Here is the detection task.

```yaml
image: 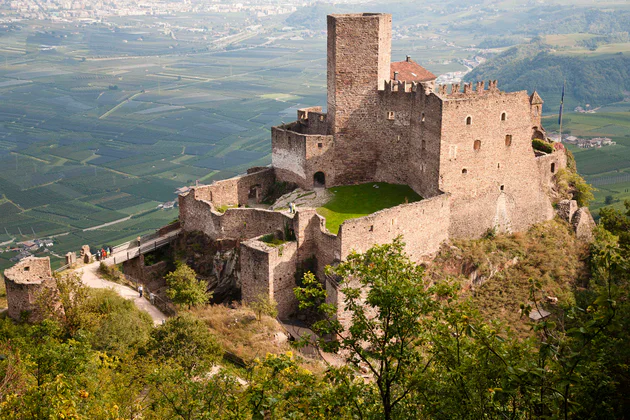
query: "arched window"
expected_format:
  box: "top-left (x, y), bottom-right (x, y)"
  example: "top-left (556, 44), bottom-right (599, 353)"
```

top-left (551, 163), bottom-right (556, 173)
top-left (421, 112), bottom-right (426, 122)
top-left (474, 140), bottom-right (481, 151)
top-left (462, 168), bottom-right (468, 174)
top-left (421, 139), bottom-right (426, 150)
top-left (466, 116), bottom-right (472, 126)
top-left (505, 135), bottom-right (512, 146)
top-left (501, 112), bottom-right (507, 121)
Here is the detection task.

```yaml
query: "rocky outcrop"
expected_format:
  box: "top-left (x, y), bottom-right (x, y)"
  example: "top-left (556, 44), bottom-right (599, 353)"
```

top-left (174, 231), bottom-right (241, 303)
top-left (557, 199), bottom-right (578, 223)
top-left (573, 207), bottom-right (596, 242)
top-left (556, 200), bottom-right (596, 242)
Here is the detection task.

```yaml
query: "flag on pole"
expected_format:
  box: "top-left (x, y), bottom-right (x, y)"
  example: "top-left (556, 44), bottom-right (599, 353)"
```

top-left (558, 82), bottom-right (565, 125)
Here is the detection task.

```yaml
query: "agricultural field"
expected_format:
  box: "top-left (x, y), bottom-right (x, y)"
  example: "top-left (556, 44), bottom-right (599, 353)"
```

top-left (543, 108), bottom-right (630, 216)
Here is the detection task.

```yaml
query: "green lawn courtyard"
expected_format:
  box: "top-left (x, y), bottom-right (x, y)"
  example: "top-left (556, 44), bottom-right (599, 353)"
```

top-left (316, 183), bottom-right (422, 234)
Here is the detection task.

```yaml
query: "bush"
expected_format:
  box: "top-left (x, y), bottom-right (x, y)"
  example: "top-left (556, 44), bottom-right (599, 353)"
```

top-left (97, 262), bottom-right (124, 283)
top-left (260, 233), bottom-right (286, 247)
top-left (532, 138), bottom-right (554, 154)
top-left (555, 168), bottom-right (595, 207)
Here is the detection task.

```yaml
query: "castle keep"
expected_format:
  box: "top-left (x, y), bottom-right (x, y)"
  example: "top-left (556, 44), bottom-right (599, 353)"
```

top-left (178, 13), bottom-right (568, 319)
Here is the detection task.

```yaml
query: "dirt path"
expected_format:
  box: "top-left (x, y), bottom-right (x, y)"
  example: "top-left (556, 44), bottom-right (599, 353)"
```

top-left (77, 261), bottom-right (167, 326)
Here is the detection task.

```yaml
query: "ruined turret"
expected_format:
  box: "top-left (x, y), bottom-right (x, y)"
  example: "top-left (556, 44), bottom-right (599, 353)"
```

top-left (3, 257), bottom-right (58, 322)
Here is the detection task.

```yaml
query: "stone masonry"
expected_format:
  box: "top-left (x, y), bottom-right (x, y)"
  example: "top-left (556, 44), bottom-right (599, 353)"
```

top-left (3, 257), bottom-right (58, 322)
top-left (174, 13), bottom-right (582, 322)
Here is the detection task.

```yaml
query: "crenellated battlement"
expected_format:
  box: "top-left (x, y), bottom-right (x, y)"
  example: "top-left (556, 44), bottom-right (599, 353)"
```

top-left (383, 79), bottom-right (435, 96)
top-left (437, 79), bottom-right (500, 98)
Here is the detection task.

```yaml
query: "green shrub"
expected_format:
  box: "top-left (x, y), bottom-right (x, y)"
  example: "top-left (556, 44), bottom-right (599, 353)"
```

top-left (260, 233), bottom-right (286, 247)
top-left (532, 138), bottom-right (554, 154)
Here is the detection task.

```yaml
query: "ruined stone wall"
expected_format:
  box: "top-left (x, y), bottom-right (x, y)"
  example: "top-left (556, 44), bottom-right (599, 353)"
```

top-left (297, 107), bottom-right (329, 135)
top-left (439, 86), bottom-right (556, 238)
top-left (3, 257), bottom-right (57, 322)
top-left (122, 254), bottom-right (169, 291)
top-left (326, 13), bottom-right (391, 185)
top-left (179, 192), bottom-right (294, 241)
top-left (240, 239), bottom-right (299, 318)
top-left (338, 194), bottom-right (450, 262)
top-left (536, 151), bottom-right (568, 195)
top-left (272, 126), bottom-right (308, 187)
top-left (190, 168), bottom-right (276, 208)
top-left (272, 126), bottom-right (335, 188)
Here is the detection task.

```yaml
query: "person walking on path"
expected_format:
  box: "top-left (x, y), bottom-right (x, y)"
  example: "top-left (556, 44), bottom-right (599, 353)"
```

top-left (138, 285), bottom-right (144, 298)
top-left (149, 292), bottom-right (155, 305)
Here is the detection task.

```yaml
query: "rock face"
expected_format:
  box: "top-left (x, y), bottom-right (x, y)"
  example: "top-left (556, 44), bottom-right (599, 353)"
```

top-left (573, 207), bottom-right (596, 242)
top-left (557, 200), bottom-right (578, 223)
top-left (175, 231), bottom-right (241, 303)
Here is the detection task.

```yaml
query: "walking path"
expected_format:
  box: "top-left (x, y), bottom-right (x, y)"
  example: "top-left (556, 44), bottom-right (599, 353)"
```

top-left (77, 261), bottom-right (167, 325)
top-left (70, 231), bottom-right (181, 326)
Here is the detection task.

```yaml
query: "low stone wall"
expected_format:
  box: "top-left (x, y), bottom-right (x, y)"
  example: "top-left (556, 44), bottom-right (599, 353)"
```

top-left (188, 168), bottom-right (276, 208)
top-left (179, 191), bottom-right (294, 241)
top-left (338, 193), bottom-right (451, 261)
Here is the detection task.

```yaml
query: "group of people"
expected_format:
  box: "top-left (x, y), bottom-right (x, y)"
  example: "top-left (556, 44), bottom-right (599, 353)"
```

top-left (288, 202), bottom-right (298, 214)
top-left (94, 247), bottom-right (112, 261)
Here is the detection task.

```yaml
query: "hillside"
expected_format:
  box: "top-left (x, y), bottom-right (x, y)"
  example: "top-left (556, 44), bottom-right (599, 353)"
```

top-left (465, 42), bottom-right (630, 112)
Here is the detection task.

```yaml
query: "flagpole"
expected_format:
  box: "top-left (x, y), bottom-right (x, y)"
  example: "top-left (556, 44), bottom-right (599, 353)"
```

top-left (559, 79), bottom-right (566, 142)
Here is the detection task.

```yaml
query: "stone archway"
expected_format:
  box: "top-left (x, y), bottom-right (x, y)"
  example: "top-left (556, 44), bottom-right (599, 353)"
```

top-left (313, 171), bottom-right (326, 187)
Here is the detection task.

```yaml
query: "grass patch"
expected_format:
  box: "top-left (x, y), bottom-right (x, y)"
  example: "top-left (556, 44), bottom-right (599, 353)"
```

top-left (316, 182), bottom-right (422, 234)
top-left (260, 233), bottom-right (286, 247)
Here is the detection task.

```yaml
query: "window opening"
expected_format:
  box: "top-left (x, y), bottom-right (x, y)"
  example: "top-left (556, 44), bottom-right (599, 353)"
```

top-left (474, 140), bottom-right (481, 151)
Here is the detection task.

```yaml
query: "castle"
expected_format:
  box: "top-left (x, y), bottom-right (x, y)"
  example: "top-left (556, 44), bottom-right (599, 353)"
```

top-left (178, 13), bottom-right (569, 322)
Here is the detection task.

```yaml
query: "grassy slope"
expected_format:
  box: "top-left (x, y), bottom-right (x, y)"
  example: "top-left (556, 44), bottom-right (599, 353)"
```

top-left (428, 219), bottom-right (589, 338)
top-left (316, 183), bottom-right (422, 234)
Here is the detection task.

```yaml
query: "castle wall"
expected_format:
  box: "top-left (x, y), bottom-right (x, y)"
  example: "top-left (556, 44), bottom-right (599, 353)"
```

top-left (272, 126), bottom-right (335, 188)
top-left (536, 151), bottom-right (568, 193)
top-left (439, 87), bottom-right (556, 238)
top-left (190, 168), bottom-right (276, 208)
top-left (338, 194), bottom-right (451, 262)
top-left (240, 239), bottom-right (299, 318)
top-left (376, 87), bottom-right (444, 198)
top-left (179, 191), bottom-right (293, 241)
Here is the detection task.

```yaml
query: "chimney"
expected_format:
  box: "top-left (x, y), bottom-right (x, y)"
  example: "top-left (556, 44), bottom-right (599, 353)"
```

top-left (406, 55), bottom-right (411, 62)
top-left (393, 71), bottom-right (399, 81)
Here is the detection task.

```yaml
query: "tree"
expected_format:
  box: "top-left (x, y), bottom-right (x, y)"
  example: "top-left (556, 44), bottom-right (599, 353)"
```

top-left (149, 312), bottom-right (221, 376)
top-left (165, 263), bottom-right (209, 309)
top-left (605, 195), bottom-right (614, 205)
top-left (295, 238), bottom-right (435, 420)
top-left (249, 293), bottom-right (278, 321)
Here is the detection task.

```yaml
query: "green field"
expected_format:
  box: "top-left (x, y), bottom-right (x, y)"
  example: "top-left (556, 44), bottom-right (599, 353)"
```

top-left (317, 183), bottom-right (422, 234)
top-left (543, 109), bottom-right (630, 215)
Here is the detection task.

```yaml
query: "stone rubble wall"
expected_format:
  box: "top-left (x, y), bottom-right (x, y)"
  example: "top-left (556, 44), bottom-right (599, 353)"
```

top-left (3, 257), bottom-right (58, 322)
top-left (179, 189), bottom-right (294, 241)
top-left (190, 168), bottom-right (276, 208)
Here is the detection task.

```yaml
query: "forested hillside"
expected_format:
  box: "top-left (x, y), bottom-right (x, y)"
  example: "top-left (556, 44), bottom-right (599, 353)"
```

top-left (465, 42), bottom-right (630, 112)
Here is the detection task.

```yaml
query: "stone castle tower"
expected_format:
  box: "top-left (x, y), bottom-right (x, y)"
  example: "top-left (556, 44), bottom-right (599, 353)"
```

top-left (174, 12), bottom-right (570, 320)
top-left (272, 13), bottom-right (564, 239)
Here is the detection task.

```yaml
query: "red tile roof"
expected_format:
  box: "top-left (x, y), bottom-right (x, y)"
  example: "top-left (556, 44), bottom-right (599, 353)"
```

top-left (390, 59), bottom-right (436, 82)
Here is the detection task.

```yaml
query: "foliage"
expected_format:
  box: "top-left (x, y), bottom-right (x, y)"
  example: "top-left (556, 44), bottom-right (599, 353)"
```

top-left (165, 263), bottom-right (210, 309)
top-left (97, 261), bottom-right (125, 283)
top-left (249, 293), bottom-right (278, 321)
top-left (465, 40), bottom-right (630, 110)
top-left (598, 199), bottom-right (630, 251)
top-left (260, 233), bottom-right (285, 247)
top-left (555, 168), bottom-right (595, 207)
top-left (148, 312), bottom-right (222, 376)
top-left (295, 238), bottom-right (436, 419)
top-left (532, 138), bottom-right (554, 154)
